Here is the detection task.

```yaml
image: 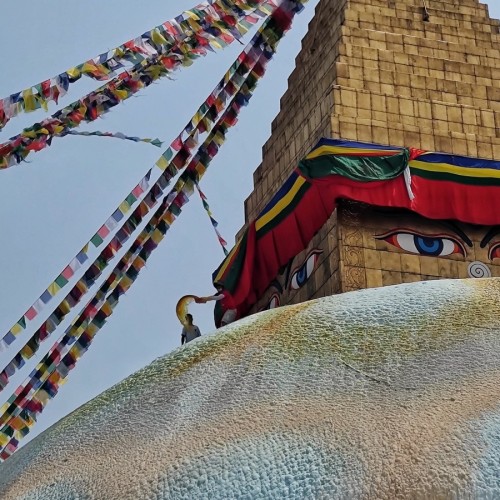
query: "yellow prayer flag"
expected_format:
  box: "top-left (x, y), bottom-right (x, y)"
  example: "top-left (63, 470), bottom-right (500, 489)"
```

top-left (156, 156), bottom-right (169, 171)
top-left (147, 65), bottom-right (164, 80)
top-left (48, 371), bottom-right (61, 384)
top-left (22, 89), bottom-right (37, 112)
top-left (209, 39), bottom-right (223, 50)
top-left (0, 433), bottom-right (9, 447)
top-left (114, 89), bottom-right (128, 100)
top-left (67, 326), bottom-right (79, 336)
top-left (59, 300), bottom-right (71, 315)
top-left (73, 325), bottom-right (85, 336)
top-left (151, 29), bottom-right (167, 46)
top-left (185, 10), bottom-right (200, 20)
top-left (99, 64), bottom-right (111, 75)
top-left (36, 95), bottom-right (48, 111)
top-left (47, 282), bottom-right (61, 296)
top-left (119, 201), bottom-right (130, 214)
top-left (101, 302), bottom-right (113, 317)
top-left (66, 67), bottom-right (81, 79)
top-left (151, 229), bottom-right (164, 244)
top-left (134, 257), bottom-right (147, 270)
top-left (10, 416), bottom-right (26, 431)
top-left (10, 324), bottom-right (22, 335)
top-left (196, 163), bottom-right (207, 176)
top-left (20, 345), bottom-right (34, 359)
top-left (164, 212), bottom-right (175, 224)
top-left (22, 129), bottom-right (39, 139)
top-left (87, 324), bottom-right (99, 336)
top-left (81, 62), bottom-right (97, 74)
top-left (213, 131), bottom-right (225, 146)
top-left (120, 275), bottom-right (133, 292)
top-left (186, 18), bottom-right (200, 30)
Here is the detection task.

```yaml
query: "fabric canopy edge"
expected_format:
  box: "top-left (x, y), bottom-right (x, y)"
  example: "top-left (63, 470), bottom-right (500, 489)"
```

top-left (212, 137), bottom-right (500, 325)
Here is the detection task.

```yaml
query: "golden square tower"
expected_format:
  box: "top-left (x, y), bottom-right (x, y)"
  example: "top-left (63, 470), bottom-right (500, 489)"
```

top-left (236, 0), bottom-right (500, 313)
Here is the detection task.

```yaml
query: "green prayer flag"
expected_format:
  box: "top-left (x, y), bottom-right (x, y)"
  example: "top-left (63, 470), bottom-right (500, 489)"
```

top-left (55, 275), bottom-right (69, 288)
top-left (91, 233), bottom-right (104, 247)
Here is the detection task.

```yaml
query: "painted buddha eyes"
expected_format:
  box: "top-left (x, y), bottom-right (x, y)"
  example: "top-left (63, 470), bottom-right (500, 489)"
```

top-left (377, 230), bottom-right (465, 257)
top-left (289, 250), bottom-right (322, 290)
top-left (259, 249), bottom-right (323, 310)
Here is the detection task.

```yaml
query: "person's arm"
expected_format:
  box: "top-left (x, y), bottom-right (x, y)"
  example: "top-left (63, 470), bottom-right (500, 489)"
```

top-left (181, 327), bottom-right (186, 345)
top-left (195, 327), bottom-right (201, 338)
top-left (202, 293), bottom-right (224, 302)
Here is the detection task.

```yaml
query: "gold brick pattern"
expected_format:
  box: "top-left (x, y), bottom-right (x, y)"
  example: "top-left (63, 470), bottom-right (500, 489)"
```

top-left (339, 201), bottom-right (500, 292)
top-left (241, 0), bottom-right (500, 309)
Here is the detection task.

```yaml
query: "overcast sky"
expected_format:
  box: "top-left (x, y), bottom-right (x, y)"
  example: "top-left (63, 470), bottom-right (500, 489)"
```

top-left (0, 0), bottom-right (498, 446)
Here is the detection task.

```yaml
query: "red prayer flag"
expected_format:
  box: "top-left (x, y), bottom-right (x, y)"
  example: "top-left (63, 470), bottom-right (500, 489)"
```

top-left (41, 80), bottom-right (52, 98)
top-left (132, 184), bottom-right (144, 198)
top-left (62, 266), bottom-right (74, 280)
top-left (25, 308), bottom-right (37, 321)
top-left (97, 225), bottom-right (110, 239)
top-left (171, 135), bottom-right (183, 151)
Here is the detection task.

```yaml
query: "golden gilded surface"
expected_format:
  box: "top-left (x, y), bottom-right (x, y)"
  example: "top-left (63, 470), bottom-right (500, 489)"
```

top-left (340, 202), bottom-right (500, 292)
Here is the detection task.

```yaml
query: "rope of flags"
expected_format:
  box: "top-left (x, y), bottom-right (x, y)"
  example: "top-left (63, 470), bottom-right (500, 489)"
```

top-left (0, 0), bottom-right (288, 388)
top-left (65, 131), bottom-right (163, 147)
top-left (0, 0), bottom-right (309, 459)
top-left (196, 183), bottom-right (229, 255)
top-left (0, 1), bottom-right (281, 354)
top-left (0, 0), bottom-right (275, 131)
top-left (0, 0), bottom-right (277, 170)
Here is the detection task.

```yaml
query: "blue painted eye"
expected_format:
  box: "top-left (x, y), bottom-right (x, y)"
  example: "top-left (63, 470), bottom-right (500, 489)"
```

top-left (289, 250), bottom-right (322, 290)
top-left (414, 236), bottom-right (444, 255)
top-left (377, 231), bottom-right (465, 257)
top-left (293, 266), bottom-right (308, 288)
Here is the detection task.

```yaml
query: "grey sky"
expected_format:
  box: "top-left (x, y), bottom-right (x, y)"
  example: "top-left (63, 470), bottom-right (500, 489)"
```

top-left (0, 0), bottom-right (498, 446)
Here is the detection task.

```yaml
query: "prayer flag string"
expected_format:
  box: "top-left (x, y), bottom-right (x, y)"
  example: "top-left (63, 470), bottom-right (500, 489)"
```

top-left (65, 131), bottom-right (163, 147)
top-left (0, 0), bottom-right (285, 383)
top-left (0, 0), bottom-right (308, 459)
top-left (195, 182), bottom-right (229, 255)
top-left (0, 0), bottom-right (277, 170)
top-left (0, 0), bottom-right (275, 131)
top-left (0, 0), bottom-right (281, 356)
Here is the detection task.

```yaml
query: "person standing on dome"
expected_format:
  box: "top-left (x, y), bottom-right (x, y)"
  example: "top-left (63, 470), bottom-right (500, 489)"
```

top-left (196, 281), bottom-right (237, 327)
top-left (181, 313), bottom-right (201, 345)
